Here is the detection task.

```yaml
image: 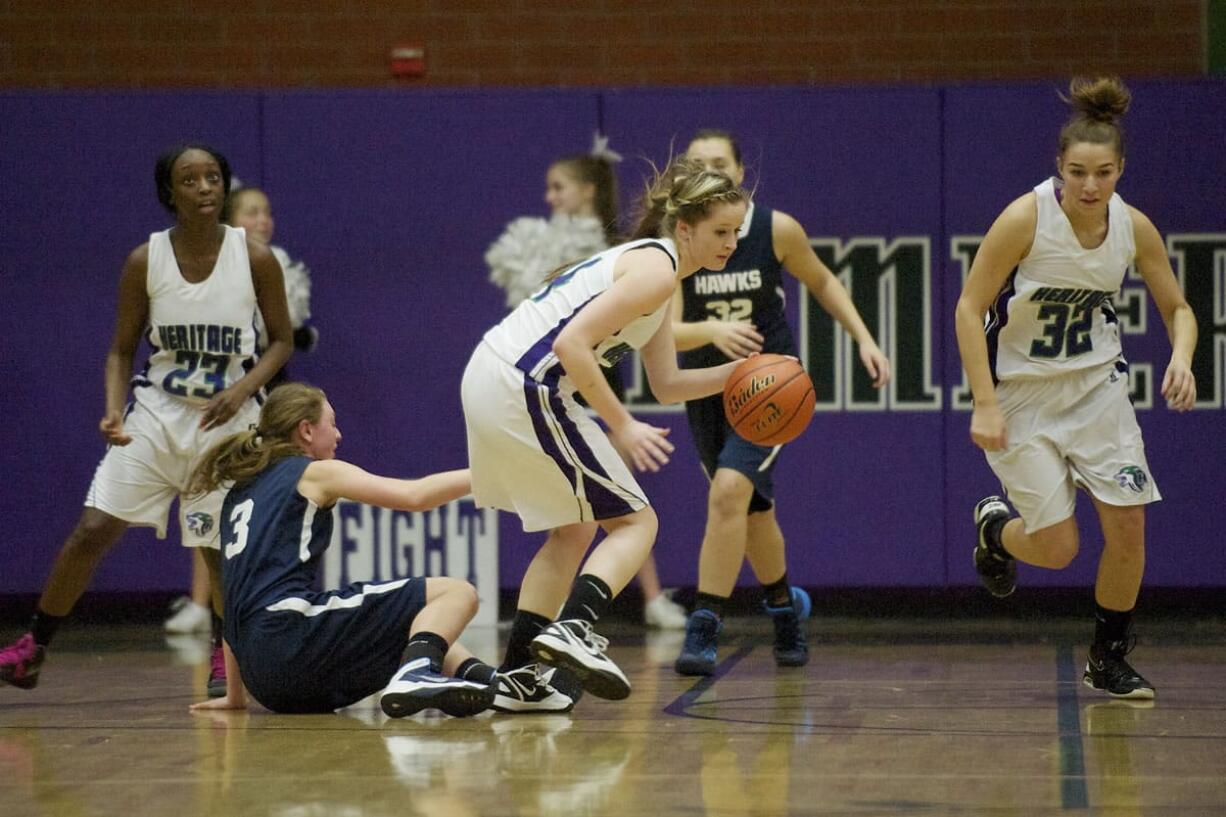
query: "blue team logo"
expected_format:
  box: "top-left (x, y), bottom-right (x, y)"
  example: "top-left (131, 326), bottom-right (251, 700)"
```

top-left (1113, 466), bottom-right (1148, 494)
top-left (185, 511), bottom-right (215, 536)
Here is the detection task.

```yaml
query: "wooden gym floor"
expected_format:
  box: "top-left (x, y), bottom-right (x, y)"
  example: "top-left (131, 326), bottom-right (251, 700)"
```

top-left (2, 617), bottom-right (1225, 816)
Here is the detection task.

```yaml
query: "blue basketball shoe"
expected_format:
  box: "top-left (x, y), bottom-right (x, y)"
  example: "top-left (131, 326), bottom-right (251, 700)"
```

top-left (764, 586), bottom-right (810, 667)
top-left (674, 609), bottom-right (722, 676)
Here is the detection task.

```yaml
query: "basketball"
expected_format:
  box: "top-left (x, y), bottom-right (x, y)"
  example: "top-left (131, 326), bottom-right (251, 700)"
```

top-left (723, 354), bottom-right (815, 446)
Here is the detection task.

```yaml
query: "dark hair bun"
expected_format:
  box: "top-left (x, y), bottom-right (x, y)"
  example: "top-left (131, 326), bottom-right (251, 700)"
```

top-left (1066, 76), bottom-right (1131, 124)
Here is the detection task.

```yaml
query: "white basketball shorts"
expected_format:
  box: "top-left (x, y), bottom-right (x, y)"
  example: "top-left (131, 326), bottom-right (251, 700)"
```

top-left (461, 341), bottom-right (648, 533)
top-left (84, 388), bottom-right (260, 548)
top-left (986, 361), bottom-right (1160, 533)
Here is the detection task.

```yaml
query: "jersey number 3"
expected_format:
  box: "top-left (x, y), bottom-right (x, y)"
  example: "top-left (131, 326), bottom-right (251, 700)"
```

top-left (224, 499), bottom-right (255, 559)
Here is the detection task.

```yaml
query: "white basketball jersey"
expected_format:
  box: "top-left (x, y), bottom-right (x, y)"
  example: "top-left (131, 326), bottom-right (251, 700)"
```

top-left (482, 238), bottom-right (677, 386)
top-left (987, 178), bottom-right (1134, 382)
top-left (136, 225), bottom-right (259, 405)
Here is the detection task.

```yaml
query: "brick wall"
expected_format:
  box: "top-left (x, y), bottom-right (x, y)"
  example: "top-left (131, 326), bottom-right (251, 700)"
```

top-left (1, 0), bottom-right (1206, 88)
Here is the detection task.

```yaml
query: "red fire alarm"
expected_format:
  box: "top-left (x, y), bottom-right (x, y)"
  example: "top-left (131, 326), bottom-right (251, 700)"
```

top-left (390, 45), bottom-right (426, 78)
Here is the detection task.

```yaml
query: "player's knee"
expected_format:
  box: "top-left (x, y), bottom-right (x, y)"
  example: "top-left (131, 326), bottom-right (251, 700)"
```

top-left (1046, 543), bottom-right (1079, 570)
top-left (633, 506), bottom-right (659, 539)
top-left (66, 515), bottom-right (121, 558)
top-left (455, 581), bottom-right (480, 618)
top-left (1039, 532), bottom-right (1079, 569)
top-left (1101, 504), bottom-right (1146, 546)
top-left (601, 506), bottom-right (658, 539)
top-left (550, 523), bottom-right (598, 555)
top-left (708, 479), bottom-right (752, 520)
top-left (433, 577), bottom-right (479, 616)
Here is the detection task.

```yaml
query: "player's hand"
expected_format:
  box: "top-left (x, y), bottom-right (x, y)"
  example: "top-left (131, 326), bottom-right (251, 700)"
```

top-left (710, 320), bottom-right (763, 360)
top-left (200, 386), bottom-right (249, 431)
top-left (190, 694), bottom-right (247, 712)
top-left (970, 403), bottom-right (1007, 452)
top-left (611, 420), bottom-right (674, 473)
top-left (99, 409), bottom-right (132, 446)
top-left (858, 343), bottom-right (892, 389)
top-left (1160, 358), bottom-right (1196, 412)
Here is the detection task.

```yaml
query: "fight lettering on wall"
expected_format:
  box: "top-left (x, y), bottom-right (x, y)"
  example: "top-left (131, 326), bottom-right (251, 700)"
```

top-left (321, 498), bottom-right (499, 627)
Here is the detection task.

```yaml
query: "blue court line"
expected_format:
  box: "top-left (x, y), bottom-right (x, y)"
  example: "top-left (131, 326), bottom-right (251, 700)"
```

top-left (1055, 643), bottom-right (1088, 810)
top-left (663, 644), bottom-right (754, 718)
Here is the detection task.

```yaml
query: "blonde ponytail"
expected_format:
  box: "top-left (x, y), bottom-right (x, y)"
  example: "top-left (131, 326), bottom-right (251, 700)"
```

top-left (189, 383), bottom-right (326, 496)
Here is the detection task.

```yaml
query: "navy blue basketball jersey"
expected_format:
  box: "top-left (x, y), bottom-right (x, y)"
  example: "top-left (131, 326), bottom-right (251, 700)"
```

top-left (680, 203), bottom-right (796, 370)
top-left (219, 456), bottom-right (333, 642)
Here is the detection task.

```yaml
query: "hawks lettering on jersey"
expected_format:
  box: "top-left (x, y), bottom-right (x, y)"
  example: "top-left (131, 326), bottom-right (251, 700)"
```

top-left (681, 203), bottom-right (796, 371)
top-left (692, 269), bottom-right (763, 295)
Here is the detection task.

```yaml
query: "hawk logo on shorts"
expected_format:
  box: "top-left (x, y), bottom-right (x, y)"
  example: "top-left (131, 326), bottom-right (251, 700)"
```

top-left (1113, 466), bottom-right (1148, 494)
top-left (185, 511), bottom-right (215, 536)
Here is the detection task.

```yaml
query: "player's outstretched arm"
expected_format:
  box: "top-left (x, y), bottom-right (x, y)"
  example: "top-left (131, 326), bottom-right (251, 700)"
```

top-left (774, 211), bottom-right (890, 388)
top-left (298, 461), bottom-right (471, 512)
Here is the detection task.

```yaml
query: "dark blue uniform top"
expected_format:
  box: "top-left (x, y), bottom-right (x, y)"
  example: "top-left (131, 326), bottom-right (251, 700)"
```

top-left (220, 455), bottom-right (333, 651)
top-left (679, 203), bottom-right (797, 371)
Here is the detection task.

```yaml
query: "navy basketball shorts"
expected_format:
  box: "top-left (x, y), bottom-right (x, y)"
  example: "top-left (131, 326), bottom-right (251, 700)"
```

top-left (235, 577), bottom-right (428, 713)
top-left (685, 394), bottom-right (781, 514)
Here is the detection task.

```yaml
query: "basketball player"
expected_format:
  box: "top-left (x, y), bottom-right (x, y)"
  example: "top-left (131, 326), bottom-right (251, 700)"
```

top-left (673, 130), bottom-right (891, 676)
top-left (956, 77), bottom-right (1197, 699)
top-left (486, 140), bottom-right (689, 631)
top-left (170, 183), bottom-right (321, 699)
top-left (0, 144), bottom-right (293, 691)
top-left (187, 383), bottom-right (495, 716)
top-left (462, 157), bottom-right (748, 709)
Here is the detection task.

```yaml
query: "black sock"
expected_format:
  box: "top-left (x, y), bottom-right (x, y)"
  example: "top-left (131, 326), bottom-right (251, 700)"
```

top-left (762, 574), bottom-right (792, 608)
top-left (985, 516), bottom-right (1010, 559)
top-left (30, 609), bottom-right (64, 648)
top-left (456, 657), bottom-right (497, 684)
top-left (693, 592), bottom-right (728, 620)
top-left (501, 610), bottom-right (552, 671)
top-left (1093, 604), bottom-right (1134, 653)
top-left (211, 612), bottom-right (223, 648)
top-left (558, 574), bottom-right (614, 626)
top-left (405, 631), bottom-right (450, 672)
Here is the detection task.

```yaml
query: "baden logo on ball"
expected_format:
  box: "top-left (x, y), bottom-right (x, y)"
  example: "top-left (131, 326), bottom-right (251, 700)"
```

top-left (722, 354), bottom-right (815, 446)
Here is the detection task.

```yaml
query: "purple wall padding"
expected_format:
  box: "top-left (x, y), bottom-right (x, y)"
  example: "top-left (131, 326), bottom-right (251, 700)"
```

top-left (1, 82), bottom-right (1222, 593)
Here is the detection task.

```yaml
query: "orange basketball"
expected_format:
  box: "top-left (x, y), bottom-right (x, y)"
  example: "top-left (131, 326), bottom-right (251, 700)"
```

top-left (722, 354), bottom-right (815, 446)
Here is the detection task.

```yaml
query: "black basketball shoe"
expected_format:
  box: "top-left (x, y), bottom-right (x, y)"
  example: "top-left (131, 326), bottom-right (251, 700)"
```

top-left (973, 495), bottom-right (1016, 598)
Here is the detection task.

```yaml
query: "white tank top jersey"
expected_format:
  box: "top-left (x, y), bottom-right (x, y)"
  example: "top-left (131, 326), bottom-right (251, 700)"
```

top-left (482, 237), bottom-right (677, 387)
top-left (986, 178), bottom-right (1134, 382)
top-left (135, 225), bottom-right (259, 405)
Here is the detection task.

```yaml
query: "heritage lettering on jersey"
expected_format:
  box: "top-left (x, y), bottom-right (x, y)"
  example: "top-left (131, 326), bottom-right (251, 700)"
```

top-left (321, 498), bottom-right (499, 626)
top-left (156, 324), bottom-right (245, 354)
